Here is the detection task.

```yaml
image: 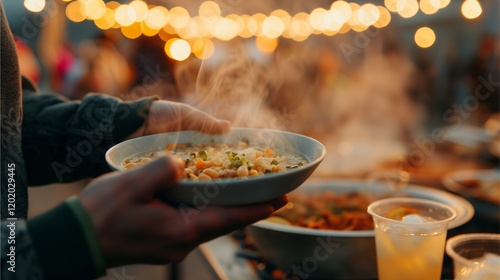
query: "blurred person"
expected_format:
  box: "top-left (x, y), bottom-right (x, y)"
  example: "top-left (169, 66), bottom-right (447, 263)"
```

top-left (466, 34), bottom-right (500, 124)
top-left (70, 34), bottom-right (134, 100)
top-left (0, 4), bottom-right (287, 280)
top-left (127, 35), bottom-right (181, 102)
top-left (13, 36), bottom-right (41, 85)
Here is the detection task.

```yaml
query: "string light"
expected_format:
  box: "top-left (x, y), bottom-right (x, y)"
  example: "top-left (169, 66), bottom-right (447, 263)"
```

top-left (25, 0), bottom-right (480, 59)
top-left (414, 26), bottom-right (436, 48)
top-left (461, 0), bottom-right (482, 19)
top-left (24, 0), bottom-right (46, 13)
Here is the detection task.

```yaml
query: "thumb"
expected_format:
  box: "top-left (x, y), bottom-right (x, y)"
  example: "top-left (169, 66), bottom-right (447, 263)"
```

top-left (120, 154), bottom-right (185, 200)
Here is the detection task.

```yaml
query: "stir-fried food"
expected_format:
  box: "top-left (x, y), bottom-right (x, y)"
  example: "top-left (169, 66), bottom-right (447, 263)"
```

top-left (122, 139), bottom-right (307, 181)
top-left (271, 191), bottom-right (375, 230)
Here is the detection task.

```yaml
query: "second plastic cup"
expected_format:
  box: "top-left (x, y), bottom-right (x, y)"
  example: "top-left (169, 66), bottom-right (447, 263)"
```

top-left (445, 233), bottom-right (500, 280)
top-left (367, 197), bottom-right (457, 280)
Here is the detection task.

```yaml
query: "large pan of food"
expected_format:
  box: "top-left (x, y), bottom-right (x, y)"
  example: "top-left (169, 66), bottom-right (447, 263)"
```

top-left (246, 179), bottom-right (474, 279)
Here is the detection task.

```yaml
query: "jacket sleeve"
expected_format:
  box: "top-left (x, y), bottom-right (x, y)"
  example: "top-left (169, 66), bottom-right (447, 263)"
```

top-left (21, 78), bottom-right (158, 185)
top-left (2, 198), bottom-right (107, 280)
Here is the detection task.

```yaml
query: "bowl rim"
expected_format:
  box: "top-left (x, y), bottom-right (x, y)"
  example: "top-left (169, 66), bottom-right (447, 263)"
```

top-left (105, 128), bottom-right (327, 186)
top-left (251, 179), bottom-right (475, 236)
top-left (445, 233), bottom-right (500, 267)
top-left (441, 168), bottom-right (500, 204)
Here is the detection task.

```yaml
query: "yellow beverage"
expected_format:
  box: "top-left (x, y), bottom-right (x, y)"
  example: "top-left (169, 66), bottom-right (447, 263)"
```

top-left (367, 198), bottom-right (457, 280)
top-left (374, 224), bottom-right (447, 280)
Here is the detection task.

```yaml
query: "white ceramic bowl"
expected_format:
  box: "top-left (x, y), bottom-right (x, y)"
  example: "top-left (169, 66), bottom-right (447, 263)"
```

top-left (106, 128), bottom-right (326, 206)
top-left (247, 180), bottom-right (474, 279)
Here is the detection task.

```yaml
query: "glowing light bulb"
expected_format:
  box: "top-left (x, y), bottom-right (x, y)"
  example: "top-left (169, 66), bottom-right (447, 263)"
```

top-left (373, 6), bottom-right (391, 28)
top-left (439, 0), bottom-right (451, 9)
top-left (398, 0), bottom-right (419, 18)
top-left (384, 0), bottom-right (399, 12)
top-left (166, 38), bottom-right (191, 61)
top-left (94, 8), bottom-right (116, 29)
top-left (461, 0), bottom-right (482, 19)
top-left (255, 36), bottom-right (278, 53)
top-left (358, 4), bottom-right (380, 26)
top-left (129, 0), bottom-right (148, 22)
top-left (66, 1), bottom-right (86, 22)
top-left (262, 16), bottom-right (285, 38)
top-left (199, 1), bottom-right (221, 20)
top-left (420, 0), bottom-right (441, 15)
top-left (84, 0), bottom-right (106, 20)
top-left (115, 5), bottom-right (136, 26)
top-left (414, 26), bottom-right (436, 48)
top-left (24, 0), bottom-right (45, 13)
top-left (145, 6), bottom-right (168, 30)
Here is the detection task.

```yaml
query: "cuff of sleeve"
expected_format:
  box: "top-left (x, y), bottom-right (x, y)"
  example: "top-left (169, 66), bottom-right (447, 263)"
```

top-left (66, 196), bottom-right (106, 276)
top-left (112, 96), bottom-right (158, 142)
top-left (27, 197), bottom-right (106, 280)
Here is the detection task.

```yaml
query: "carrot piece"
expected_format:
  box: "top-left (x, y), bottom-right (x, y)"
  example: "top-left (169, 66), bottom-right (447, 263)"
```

top-left (195, 158), bottom-right (205, 170)
top-left (264, 147), bottom-right (275, 157)
top-left (166, 143), bottom-right (175, 151)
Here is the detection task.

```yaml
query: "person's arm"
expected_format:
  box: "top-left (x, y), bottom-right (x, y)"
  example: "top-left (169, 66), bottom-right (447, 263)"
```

top-left (21, 77), bottom-right (157, 185)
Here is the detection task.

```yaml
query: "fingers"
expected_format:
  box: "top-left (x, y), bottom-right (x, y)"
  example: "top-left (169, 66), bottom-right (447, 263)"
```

top-left (179, 103), bottom-right (231, 134)
top-left (146, 101), bottom-right (231, 135)
top-left (118, 155), bottom-right (185, 200)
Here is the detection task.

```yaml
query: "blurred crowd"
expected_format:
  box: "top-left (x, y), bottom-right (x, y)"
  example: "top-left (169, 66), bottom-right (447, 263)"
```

top-left (8, 1), bottom-right (499, 140)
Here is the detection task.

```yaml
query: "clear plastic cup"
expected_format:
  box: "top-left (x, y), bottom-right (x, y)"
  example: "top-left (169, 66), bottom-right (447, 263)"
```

top-left (367, 197), bottom-right (457, 280)
top-left (445, 233), bottom-right (500, 280)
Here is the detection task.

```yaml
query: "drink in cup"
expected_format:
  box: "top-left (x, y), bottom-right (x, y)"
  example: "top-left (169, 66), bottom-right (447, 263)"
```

top-left (446, 233), bottom-right (500, 280)
top-left (367, 197), bottom-right (457, 280)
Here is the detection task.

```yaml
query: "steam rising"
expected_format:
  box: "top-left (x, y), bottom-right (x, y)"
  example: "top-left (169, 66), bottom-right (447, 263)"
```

top-left (175, 39), bottom-right (321, 130)
top-left (173, 31), bottom-right (423, 177)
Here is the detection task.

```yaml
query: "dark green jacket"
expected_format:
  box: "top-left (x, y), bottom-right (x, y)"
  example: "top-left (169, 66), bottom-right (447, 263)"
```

top-left (1, 3), bottom-right (156, 279)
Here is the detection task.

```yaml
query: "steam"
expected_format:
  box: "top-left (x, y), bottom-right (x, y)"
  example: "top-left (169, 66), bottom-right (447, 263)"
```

top-left (174, 32), bottom-right (423, 177)
top-left (175, 39), bottom-right (321, 130)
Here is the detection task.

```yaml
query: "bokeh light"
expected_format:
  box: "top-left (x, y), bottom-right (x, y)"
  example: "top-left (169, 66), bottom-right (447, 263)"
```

top-left (144, 6), bottom-right (168, 30)
top-left (84, 0), bottom-right (106, 20)
top-left (166, 38), bottom-right (191, 61)
top-left (25, 0), bottom-right (474, 60)
top-left (398, 0), bottom-right (419, 18)
top-left (373, 6), bottom-right (391, 28)
top-left (115, 5), bottom-right (136, 26)
top-left (461, 0), bottom-right (482, 20)
top-left (94, 8), bottom-right (116, 29)
top-left (255, 36), bottom-right (279, 53)
top-left (24, 0), bottom-right (46, 13)
top-left (414, 26), bottom-right (436, 48)
top-left (66, 1), bottom-right (86, 23)
top-left (420, 0), bottom-right (441, 15)
top-left (129, 0), bottom-right (149, 22)
top-left (199, 1), bottom-right (221, 20)
top-left (121, 22), bottom-right (142, 39)
top-left (262, 16), bottom-right (285, 38)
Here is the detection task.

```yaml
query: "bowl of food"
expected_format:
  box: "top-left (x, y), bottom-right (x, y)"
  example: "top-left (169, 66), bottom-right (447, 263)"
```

top-left (442, 169), bottom-right (500, 221)
top-left (106, 128), bottom-right (326, 206)
top-left (246, 179), bottom-right (474, 279)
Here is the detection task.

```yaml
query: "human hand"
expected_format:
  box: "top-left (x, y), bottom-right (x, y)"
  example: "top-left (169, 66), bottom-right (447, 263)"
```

top-left (129, 100), bottom-right (231, 139)
top-left (78, 155), bottom-right (287, 267)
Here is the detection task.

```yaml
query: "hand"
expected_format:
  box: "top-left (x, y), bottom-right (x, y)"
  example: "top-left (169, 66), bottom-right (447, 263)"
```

top-left (129, 100), bottom-right (231, 139)
top-left (78, 155), bottom-right (287, 267)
